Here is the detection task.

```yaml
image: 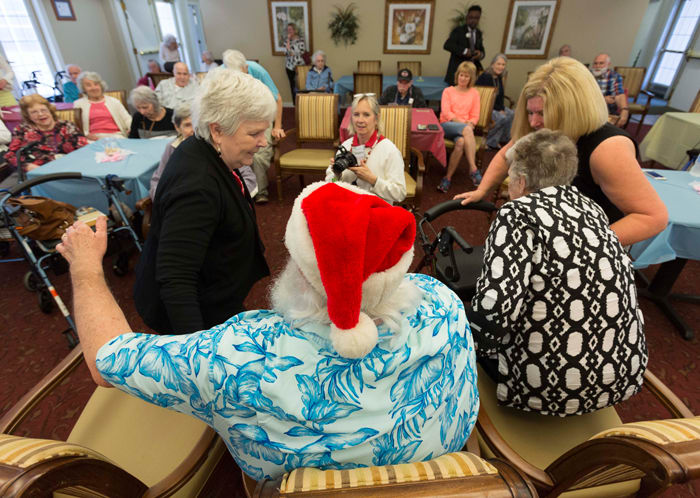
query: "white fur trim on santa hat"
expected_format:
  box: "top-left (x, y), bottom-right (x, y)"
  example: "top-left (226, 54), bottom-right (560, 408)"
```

top-left (330, 311), bottom-right (378, 359)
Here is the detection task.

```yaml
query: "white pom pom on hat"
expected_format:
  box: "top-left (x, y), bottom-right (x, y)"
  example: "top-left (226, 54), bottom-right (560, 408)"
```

top-left (285, 182), bottom-right (416, 359)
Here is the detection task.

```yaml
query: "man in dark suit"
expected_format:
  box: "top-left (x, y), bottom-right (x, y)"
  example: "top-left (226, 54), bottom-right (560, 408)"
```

top-left (443, 5), bottom-right (485, 84)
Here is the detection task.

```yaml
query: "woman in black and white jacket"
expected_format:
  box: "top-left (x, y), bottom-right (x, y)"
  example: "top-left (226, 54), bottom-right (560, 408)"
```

top-left (470, 129), bottom-right (647, 417)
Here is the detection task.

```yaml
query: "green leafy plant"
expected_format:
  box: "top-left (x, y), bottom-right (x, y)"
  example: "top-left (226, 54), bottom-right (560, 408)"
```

top-left (328, 3), bottom-right (359, 47)
top-left (449, 4), bottom-right (473, 30)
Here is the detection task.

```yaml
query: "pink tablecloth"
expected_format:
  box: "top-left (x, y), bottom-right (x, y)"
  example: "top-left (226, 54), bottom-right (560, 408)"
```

top-left (340, 107), bottom-right (447, 167)
top-left (1, 102), bottom-right (74, 132)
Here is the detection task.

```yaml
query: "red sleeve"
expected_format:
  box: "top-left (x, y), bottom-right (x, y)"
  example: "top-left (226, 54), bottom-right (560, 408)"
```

top-left (58, 121), bottom-right (88, 154)
top-left (467, 89), bottom-right (481, 126)
top-left (440, 87), bottom-right (454, 123)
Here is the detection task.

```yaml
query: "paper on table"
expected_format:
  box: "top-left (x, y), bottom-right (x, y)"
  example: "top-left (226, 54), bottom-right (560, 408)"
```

top-left (95, 148), bottom-right (135, 163)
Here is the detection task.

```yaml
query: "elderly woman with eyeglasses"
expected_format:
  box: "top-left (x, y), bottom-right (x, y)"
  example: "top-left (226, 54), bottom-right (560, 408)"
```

top-left (5, 94), bottom-right (87, 174)
top-left (325, 93), bottom-right (406, 203)
top-left (305, 50), bottom-right (333, 93)
top-left (73, 71), bottom-right (132, 140)
top-left (127, 86), bottom-right (176, 139)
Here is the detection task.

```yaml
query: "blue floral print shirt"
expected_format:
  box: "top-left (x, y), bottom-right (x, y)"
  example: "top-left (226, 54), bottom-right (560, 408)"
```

top-left (96, 274), bottom-right (479, 480)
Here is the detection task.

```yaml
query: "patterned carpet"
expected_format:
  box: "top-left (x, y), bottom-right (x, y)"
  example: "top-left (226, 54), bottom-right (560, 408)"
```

top-left (1, 116), bottom-right (698, 496)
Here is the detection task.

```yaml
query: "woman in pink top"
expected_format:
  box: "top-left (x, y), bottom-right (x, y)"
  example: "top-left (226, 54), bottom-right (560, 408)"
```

top-left (438, 61), bottom-right (481, 193)
top-left (73, 71), bottom-right (132, 140)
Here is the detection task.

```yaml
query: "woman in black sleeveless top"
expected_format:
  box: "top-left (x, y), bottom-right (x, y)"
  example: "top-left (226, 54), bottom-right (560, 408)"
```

top-left (455, 57), bottom-right (667, 246)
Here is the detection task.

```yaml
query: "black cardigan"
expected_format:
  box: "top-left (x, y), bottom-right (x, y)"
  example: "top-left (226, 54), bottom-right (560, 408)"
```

top-left (134, 136), bottom-right (269, 334)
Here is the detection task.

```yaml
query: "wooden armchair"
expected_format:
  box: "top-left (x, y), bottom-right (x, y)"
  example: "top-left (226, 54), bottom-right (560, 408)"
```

top-left (397, 61), bottom-right (422, 76)
top-left (353, 72), bottom-right (383, 97)
top-left (476, 365), bottom-right (700, 497)
top-left (614, 66), bottom-right (652, 136)
top-left (358, 60), bottom-right (381, 73)
top-left (295, 65), bottom-right (311, 92)
top-left (273, 93), bottom-right (339, 200)
top-left (0, 346), bottom-right (226, 497)
top-left (379, 105), bottom-right (425, 211)
top-left (147, 72), bottom-right (172, 88)
top-left (104, 89), bottom-right (128, 108)
top-left (690, 89), bottom-right (700, 113)
top-left (55, 108), bottom-right (83, 135)
top-left (444, 85), bottom-right (498, 170)
top-left (249, 451), bottom-right (538, 497)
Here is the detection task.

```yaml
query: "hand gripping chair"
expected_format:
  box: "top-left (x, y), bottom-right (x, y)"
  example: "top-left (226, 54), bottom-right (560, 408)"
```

top-left (443, 85), bottom-right (498, 170)
top-left (476, 365), bottom-right (700, 497)
top-left (379, 105), bottom-right (425, 211)
top-left (0, 346), bottom-right (226, 497)
top-left (273, 93), bottom-right (339, 200)
top-left (248, 451), bottom-right (539, 497)
top-left (614, 66), bottom-right (653, 137)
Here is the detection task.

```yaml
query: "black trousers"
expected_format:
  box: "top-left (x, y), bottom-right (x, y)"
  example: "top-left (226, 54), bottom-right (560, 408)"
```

top-left (467, 307), bottom-right (502, 382)
top-left (286, 68), bottom-right (297, 103)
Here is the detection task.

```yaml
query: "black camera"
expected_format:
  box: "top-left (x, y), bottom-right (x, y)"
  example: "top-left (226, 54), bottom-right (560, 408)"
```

top-left (332, 145), bottom-right (357, 175)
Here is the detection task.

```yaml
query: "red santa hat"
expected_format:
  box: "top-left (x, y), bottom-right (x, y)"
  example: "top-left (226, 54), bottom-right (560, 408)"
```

top-left (285, 182), bottom-right (416, 358)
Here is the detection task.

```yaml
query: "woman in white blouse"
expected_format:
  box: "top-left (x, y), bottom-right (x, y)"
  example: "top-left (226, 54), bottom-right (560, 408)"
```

top-left (325, 94), bottom-right (406, 204)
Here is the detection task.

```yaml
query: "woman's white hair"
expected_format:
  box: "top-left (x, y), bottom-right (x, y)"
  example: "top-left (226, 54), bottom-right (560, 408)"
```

top-left (192, 68), bottom-right (276, 143)
top-left (347, 93), bottom-right (383, 136)
top-left (312, 50), bottom-right (326, 64)
top-left (129, 86), bottom-right (162, 113)
top-left (222, 49), bottom-right (247, 72)
top-left (270, 258), bottom-right (422, 337)
top-left (162, 33), bottom-right (177, 45)
top-left (77, 71), bottom-right (107, 93)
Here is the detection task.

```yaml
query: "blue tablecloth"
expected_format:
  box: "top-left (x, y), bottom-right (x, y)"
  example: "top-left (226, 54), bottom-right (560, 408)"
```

top-left (631, 170), bottom-right (700, 268)
top-left (334, 75), bottom-right (448, 101)
top-left (26, 138), bottom-right (170, 212)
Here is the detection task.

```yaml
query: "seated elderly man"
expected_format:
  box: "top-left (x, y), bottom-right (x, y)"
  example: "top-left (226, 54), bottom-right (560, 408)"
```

top-left (63, 64), bottom-right (82, 103)
top-left (379, 68), bottom-right (426, 107)
top-left (155, 61), bottom-right (198, 108)
top-left (469, 129), bottom-right (647, 417)
top-left (224, 49), bottom-right (285, 204)
top-left (591, 53), bottom-right (629, 127)
top-left (57, 181), bottom-right (479, 480)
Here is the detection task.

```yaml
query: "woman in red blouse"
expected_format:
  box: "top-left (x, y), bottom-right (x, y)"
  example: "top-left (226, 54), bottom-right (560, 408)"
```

top-left (438, 61), bottom-right (481, 193)
top-left (6, 95), bottom-right (87, 173)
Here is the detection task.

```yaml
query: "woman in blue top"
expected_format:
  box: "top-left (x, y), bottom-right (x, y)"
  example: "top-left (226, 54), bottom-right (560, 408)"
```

top-left (305, 50), bottom-right (333, 93)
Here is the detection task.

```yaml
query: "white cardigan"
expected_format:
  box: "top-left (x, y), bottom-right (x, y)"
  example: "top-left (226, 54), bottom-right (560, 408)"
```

top-left (325, 137), bottom-right (406, 203)
top-left (74, 96), bottom-right (133, 137)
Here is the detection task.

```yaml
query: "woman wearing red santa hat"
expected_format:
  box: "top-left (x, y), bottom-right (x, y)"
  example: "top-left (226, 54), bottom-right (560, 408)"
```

top-left (58, 181), bottom-right (479, 480)
top-left (325, 94), bottom-right (406, 203)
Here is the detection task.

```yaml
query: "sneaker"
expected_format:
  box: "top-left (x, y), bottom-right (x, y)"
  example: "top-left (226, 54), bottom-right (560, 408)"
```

top-left (255, 193), bottom-right (269, 204)
top-left (470, 170), bottom-right (483, 186)
top-left (437, 177), bottom-right (451, 193)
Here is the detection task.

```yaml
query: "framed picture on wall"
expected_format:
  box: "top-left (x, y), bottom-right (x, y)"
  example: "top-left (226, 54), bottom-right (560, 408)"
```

top-left (383, 0), bottom-right (435, 54)
top-left (267, 0), bottom-right (313, 57)
top-left (51, 0), bottom-right (76, 21)
top-left (501, 0), bottom-right (560, 59)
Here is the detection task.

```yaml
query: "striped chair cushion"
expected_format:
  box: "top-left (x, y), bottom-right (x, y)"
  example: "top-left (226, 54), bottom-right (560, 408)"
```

top-left (404, 171), bottom-right (416, 198)
top-left (0, 434), bottom-right (111, 468)
top-left (380, 106), bottom-right (410, 160)
top-left (397, 61), bottom-right (421, 77)
top-left (296, 94), bottom-right (338, 140)
top-left (354, 74), bottom-right (382, 97)
top-left (358, 60), bottom-right (381, 73)
top-left (615, 67), bottom-right (645, 98)
top-left (278, 452), bottom-right (497, 493)
top-left (591, 416), bottom-right (700, 445)
top-left (56, 108), bottom-right (83, 133)
top-left (475, 86), bottom-right (496, 129)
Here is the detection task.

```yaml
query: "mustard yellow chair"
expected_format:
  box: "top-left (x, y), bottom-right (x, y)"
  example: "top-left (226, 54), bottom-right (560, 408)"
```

top-left (104, 89), bottom-right (127, 108)
top-left (690, 89), bottom-right (700, 113)
top-left (274, 93), bottom-right (340, 200)
top-left (614, 66), bottom-right (652, 136)
top-left (353, 72), bottom-right (383, 98)
top-left (249, 451), bottom-right (538, 497)
top-left (295, 65), bottom-right (311, 92)
top-left (55, 108), bottom-right (83, 135)
top-left (476, 365), bottom-right (700, 497)
top-left (443, 85), bottom-right (498, 170)
top-left (397, 61), bottom-right (421, 76)
top-left (357, 60), bottom-right (381, 73)
top-left (379, 105), bottom-right (425, 211)
top-left (0, 347), bottom-right (225, 497)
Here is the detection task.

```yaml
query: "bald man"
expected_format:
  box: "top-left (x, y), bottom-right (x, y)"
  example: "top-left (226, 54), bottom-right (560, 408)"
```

top-left (591, 53), bottom-right (629, 127)
top-left (155, 61), bottom-right (198, 108)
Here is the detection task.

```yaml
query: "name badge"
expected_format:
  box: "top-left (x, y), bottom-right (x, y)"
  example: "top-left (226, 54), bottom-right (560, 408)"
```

top-left (351, 145), bottom-right (366, 162)
top-left (409, 98), bottom-right (414, 105)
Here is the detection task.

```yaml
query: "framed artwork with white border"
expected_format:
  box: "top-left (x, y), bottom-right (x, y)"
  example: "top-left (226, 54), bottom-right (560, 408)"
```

top-left (384, 0), bottom-right (435, 54)
top-left (267, 0), bottom-right (312, 56)
top-left (51, 0), bottom-right (76, 21)
top-left (501, 0), bottom-right (560, 59)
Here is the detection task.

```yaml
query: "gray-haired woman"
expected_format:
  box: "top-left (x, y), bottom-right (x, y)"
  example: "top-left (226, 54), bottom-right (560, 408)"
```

top-left (127, 86), bottom-right (176, 138)
top-left (475, 53), bottom-right (513, 150)
top-left (73, 71), bottom-right (132, 140)
top-left (470, 128), bottom-right (647, 417)
top-left (134, 69), bottom-right (275, 334)
top-left (305, 50), bottom-right (333, 93)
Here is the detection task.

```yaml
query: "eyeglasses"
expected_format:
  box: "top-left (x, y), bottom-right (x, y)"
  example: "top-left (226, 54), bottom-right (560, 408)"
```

top-left (353, 93), bottom-right (376, 100)
top-left (28, 108), bottom-right (50, 116)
